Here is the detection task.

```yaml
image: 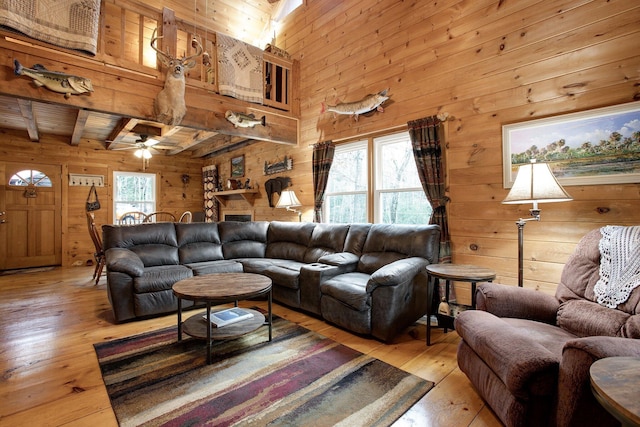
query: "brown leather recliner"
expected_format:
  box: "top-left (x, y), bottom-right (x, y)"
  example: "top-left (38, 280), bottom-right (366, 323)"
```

top-left (455, 227), bottom-right (640, 427)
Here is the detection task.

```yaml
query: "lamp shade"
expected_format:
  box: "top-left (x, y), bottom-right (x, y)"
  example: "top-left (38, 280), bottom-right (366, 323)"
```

top-left (275, 190), bottom-right (302, 208)
top-left (503, 160), bottom-right (572, 204)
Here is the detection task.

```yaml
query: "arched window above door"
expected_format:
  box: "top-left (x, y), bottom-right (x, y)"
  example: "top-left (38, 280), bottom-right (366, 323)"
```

top-left (8, 169), bottom-right (52, 187)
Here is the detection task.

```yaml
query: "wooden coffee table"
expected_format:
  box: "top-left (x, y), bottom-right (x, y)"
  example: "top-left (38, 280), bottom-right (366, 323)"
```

top-left (172, 273), bottom-right (272, 364)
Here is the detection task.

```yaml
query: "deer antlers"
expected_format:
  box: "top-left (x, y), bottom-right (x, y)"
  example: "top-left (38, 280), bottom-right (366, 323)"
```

top-left (150, 29), bottom-right (203, 67)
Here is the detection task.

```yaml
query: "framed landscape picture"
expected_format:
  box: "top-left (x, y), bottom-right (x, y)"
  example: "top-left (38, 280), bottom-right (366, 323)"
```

top-left (502, 101), bottom-right (640, 188)
top-left (230, 155), bottom-right (245, 177)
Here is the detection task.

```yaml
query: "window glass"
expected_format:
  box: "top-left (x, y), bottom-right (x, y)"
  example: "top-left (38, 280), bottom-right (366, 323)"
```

top-left (324, 132), bottom-right (433, 224)
top-left (113, 172), bottom-right (156, 223)
top-left (374, 132), bottom-right (432, 224)
top-left (9, 169), bottom-right (52, 187)
top-left (324, 141), bottom-right (368, 223)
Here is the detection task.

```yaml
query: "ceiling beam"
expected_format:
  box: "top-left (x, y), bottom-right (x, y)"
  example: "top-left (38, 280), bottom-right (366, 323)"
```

top-left (168, 130), bottom-right (218, 155)
top-left (16, 99), bottom-right (39, 142)
top-left (70, 109), bottom-right (90, 146)
top-left (105, 117), bottom-right (138, 148)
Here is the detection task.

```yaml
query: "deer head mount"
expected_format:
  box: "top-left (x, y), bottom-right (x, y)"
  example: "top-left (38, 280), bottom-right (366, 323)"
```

top-left (150, 29), bottom-right (203, 126)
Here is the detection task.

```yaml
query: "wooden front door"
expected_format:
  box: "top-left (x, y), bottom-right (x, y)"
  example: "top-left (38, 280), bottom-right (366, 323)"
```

top-left (0, 162), bottom-right (62, 270)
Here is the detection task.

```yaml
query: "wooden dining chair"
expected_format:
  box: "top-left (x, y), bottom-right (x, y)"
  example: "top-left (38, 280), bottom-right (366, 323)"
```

top-left (85, 212), bottom-right (105, 285)
top-left (178, 211), bottom-right (192, 223)
top-left (118, 211), bottom-right (148, 224)
top-left (144, 212), bottom-right (177, 223)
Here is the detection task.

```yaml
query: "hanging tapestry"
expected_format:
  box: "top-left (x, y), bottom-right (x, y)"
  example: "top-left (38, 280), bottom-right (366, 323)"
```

top-left (0, 0), bottom-right (100, 55)
top-left (216, 32), bottom-right (263, 104)
top-left (203, 165), bottom-right (219, 222)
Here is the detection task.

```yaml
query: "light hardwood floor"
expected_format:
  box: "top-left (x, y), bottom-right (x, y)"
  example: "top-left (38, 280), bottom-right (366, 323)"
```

top-left (0, 267), bottom-right (502, 426)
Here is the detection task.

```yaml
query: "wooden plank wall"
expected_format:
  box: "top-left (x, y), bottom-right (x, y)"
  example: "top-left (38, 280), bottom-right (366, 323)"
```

top-left (218, 0), bottom-right (639, 294)
top-left (0, 130), bottom-right (204, 267)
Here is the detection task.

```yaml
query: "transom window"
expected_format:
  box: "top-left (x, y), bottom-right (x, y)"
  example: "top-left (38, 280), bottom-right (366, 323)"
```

top-left (9, 169), bottom-right (52, 187)
top-left (324, 131), bottom-right (432, 224)
top-left (113, 172), bottom-right (156, 223)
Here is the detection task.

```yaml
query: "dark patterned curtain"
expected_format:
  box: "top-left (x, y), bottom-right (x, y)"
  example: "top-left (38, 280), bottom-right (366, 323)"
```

top-left (407, 116), bottom-right (451, 263)
top-left (202, 165), bottom-right (219, 222)
top-left (312, 141), bottom-right (335, 222)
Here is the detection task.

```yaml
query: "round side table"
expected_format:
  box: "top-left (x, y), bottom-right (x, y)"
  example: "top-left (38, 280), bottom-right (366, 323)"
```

top-left (425, 264), bottom-right (496, 346)
top-left (590, 356), bottom-right (640, 426)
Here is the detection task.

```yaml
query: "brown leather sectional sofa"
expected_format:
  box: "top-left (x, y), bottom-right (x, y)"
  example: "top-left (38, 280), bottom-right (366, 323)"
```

top-left (102, 220), bottom-right (440, 342)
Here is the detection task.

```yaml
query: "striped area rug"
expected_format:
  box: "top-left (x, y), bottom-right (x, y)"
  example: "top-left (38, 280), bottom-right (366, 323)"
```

top-left (94, 315), bottom-right (434, 427)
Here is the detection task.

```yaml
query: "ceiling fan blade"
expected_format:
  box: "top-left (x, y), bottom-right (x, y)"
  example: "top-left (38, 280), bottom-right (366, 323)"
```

top-left (144, 138), bottom-right (160, 147)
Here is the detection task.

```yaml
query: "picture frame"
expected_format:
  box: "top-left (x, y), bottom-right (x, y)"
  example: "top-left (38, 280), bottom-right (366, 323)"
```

top-left (230, 155), bottom-right (245, 177)
top-left (502, 101), bottom-right (640, 188)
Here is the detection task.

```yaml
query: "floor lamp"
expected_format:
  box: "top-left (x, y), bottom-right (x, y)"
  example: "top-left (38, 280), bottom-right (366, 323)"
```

top-left (502, 160), bottom-right (572, 287)
top-left (276, 189), bottom-right (302, 221)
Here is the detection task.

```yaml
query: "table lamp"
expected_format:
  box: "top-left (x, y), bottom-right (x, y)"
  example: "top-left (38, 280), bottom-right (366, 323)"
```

top-left (276, 189), bottom-right (302, 221)
top-left (502, 159), bottom-right (572, 287)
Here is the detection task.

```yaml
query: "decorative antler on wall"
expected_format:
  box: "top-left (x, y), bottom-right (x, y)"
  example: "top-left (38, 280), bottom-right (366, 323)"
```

top-left (150, 29), bottom-right (203, 125)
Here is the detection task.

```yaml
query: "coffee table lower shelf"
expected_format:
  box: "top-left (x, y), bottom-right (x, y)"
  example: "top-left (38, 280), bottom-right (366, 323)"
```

top-left (182, 308), bottom-right (266, 341)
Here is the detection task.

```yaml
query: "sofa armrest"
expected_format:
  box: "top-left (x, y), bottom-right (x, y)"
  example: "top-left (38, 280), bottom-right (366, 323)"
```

top-left (477, 282), bottom-right (559, 324)
top-left (366, 257), bottom-right (427, 293)
top-left (105, 248), bottom-right (145, 277)
top-left (556, 336), bottom-right (640, 427)
top-left (318, 252), bottom-right (359, 269)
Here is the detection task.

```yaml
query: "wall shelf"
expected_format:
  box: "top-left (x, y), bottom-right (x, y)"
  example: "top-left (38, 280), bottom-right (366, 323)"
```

top-left (213, 188), bottom-right (259, 207)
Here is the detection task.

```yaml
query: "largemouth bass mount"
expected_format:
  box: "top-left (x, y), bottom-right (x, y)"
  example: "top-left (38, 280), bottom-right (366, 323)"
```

top-left (13, 60), bottom-right (93, 98)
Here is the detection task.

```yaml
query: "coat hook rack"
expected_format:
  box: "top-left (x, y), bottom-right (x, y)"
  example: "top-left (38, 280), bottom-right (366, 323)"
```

top-left (69, 174), bottom-right (105, 187)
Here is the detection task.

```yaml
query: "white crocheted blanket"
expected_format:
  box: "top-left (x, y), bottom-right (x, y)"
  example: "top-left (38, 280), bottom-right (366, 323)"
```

top-left (594, 225), bottom-right (640, 308)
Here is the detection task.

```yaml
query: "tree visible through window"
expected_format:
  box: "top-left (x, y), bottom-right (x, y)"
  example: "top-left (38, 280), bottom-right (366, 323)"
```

top-left (113, 172), bottom-right (156, 223)
top-left (324, 132), bottom-right (432, 224)
top-left (8, 169), bottom-right (52, 187)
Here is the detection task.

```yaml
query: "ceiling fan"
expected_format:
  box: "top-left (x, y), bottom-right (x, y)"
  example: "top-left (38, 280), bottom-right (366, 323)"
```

top-left (111, 134), bottom-right (160, 170)
top-left (112, 134), bottom-right (160, 157)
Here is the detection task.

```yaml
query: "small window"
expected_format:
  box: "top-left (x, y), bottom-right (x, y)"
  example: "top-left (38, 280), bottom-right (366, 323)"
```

top-left (9, 169), bottom-right (52, 187)
top-left (113, 172), bottom-right (156, 223)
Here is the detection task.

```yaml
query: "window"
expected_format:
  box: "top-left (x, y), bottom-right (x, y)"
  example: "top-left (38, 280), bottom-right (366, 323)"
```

top-left (324, 141), bottom-right (368, 223)
top-left (9, 169), bottom-right (52, 187)
top-left (324, 132), bottom-right (432, 224)
top-left (113, 172), bottom-right (156, 223)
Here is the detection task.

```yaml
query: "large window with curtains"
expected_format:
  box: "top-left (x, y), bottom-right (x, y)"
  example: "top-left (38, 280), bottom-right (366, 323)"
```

top-left (323, 131), bottom-right (432, 224)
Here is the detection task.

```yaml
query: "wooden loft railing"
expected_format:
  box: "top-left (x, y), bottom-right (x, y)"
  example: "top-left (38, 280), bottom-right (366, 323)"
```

top-left (96, 4), bottom-right (295, 113)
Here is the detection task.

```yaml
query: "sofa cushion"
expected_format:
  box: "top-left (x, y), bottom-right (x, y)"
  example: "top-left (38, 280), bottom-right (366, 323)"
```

top-left (130, 244), bottom-right (179, 267)
top-left (266, 221), bottom-right (315, 262)
top-left (176, 222), bottom-right (223, 264)
top-left (357, 224), bottom-right (440, 274)
top-left (263, 260), bottom-right (307, 289)
top-left (303, 223), bottom-right (349, 263)
top-left (185, 259), bottom-right (243, 275)
top-left (220, 221), bottom-right (268, 259)
top-left (103, 223), bottom-right (179, 267)
top-left (321, 272), bottom-right (371, 311)
top-left (133, 265), bottom-right (193, 294)
top-left (557, 299), bottom-right (632, 337)
top-left (455, 310), bottom-right (565, 398)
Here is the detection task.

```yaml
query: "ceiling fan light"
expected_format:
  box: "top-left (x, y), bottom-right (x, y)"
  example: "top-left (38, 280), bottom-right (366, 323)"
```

top-left (142, 149), bottom-right (152, 159)
top-left (134, 149), bottom-right (143, 158)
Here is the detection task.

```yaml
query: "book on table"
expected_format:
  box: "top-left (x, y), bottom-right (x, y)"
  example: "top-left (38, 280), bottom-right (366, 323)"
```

top-left (203, 307), bottom-right (253, 327)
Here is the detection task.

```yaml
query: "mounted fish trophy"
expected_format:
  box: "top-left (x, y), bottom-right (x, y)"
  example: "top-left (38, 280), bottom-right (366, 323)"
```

top-left (150, 29), bottom-right (203, 125)
top-left (321, 89), bottom-right (390, 121)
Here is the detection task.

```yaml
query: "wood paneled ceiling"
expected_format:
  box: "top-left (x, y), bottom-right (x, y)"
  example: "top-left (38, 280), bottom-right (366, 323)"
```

top-left (0, 95), bottom-right (248, 158)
